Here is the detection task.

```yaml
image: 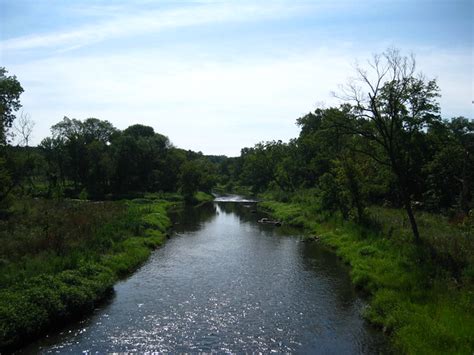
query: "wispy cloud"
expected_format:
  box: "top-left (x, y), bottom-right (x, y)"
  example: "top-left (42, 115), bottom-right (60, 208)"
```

top-left (1, 2), bottom-right (310, 52)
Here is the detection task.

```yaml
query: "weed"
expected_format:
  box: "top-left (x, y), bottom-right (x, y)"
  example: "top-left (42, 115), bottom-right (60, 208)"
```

top-left (260, 197), bottom-right (474, 354)
top-left (0, 198), bottom-right (174, 351)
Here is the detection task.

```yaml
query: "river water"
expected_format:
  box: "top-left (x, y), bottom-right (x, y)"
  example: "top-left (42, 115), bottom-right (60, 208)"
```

top-left (22, 197), bottom-right (389, 353)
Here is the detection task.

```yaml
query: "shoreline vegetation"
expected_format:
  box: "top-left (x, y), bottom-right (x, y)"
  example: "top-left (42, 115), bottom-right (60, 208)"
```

top-left (0, 193), bottom-right (205, 352)
top-left (0, 191), bottom-right (213, 352)
top-left (258, 193), bottom-right (473, 354)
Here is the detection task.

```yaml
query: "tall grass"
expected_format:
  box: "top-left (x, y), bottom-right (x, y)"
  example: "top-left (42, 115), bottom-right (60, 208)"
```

top-left (260, 194), bottom-right (474, 354)
top-left (0, 197), bottom-right (174, 351)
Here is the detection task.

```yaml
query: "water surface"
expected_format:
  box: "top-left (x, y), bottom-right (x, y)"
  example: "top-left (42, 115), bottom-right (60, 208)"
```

top-left (22, 199), bottom-right (389, 353)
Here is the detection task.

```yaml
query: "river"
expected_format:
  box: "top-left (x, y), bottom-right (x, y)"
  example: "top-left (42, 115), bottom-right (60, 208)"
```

top-left (22, 197), bottom-right (389, 353)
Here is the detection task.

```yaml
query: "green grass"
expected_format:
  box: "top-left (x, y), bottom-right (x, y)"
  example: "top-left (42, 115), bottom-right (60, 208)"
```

top-left (260, 199), bottom-right (474, 354)
top-left (194, 191), bottom-right (214, 204)
top-left (0, 197), bottom-right (175, 351)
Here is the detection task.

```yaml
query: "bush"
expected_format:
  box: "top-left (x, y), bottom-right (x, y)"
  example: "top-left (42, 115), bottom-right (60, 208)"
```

top-left (0, 198), bottom-right (173, 351)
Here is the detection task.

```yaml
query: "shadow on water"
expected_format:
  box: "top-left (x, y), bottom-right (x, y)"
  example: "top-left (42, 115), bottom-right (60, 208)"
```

top-left (20, 197), bottom-right (391, 354)
top-left (169, 203), bottom-right (217, 233)
top-left (300, 242), bottom-right (362, 312)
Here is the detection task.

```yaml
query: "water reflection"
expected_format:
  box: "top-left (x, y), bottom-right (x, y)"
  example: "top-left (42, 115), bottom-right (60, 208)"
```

top-left (169, 203), bottom-right (217, 233)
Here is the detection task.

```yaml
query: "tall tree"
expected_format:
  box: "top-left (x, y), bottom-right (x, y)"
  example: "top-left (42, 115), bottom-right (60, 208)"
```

top-left (46, 117), bottom-right (117, 196)
top-left (335, 49), bottom-right (441, 243)
top-left (12, 112), bottom-right (35, 147)
top-left (112, 124), bottom-right (172, 193)
top-left (0, 68), bottom-right (24, 208)
top-left (0, 68), bottom-right (24, 146)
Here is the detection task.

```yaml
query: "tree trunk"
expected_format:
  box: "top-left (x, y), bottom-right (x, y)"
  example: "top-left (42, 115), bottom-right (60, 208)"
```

top-left (459, 149), bottom-right (470, 215)
top-left (344, 159), bottom-right (364, 223)
top-left (394, 165), bottom-right (421, 243)
top-left (401, 188), bottom-right (421, 243)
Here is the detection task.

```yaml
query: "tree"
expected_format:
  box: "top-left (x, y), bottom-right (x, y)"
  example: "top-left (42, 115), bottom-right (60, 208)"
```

top-left (448, 117), bottom-right (474, 214)
top-left (111, 124), bottom-right (173, 193)
top-left (48, 117), bottom-right (118, 195)
top-left (297, 106), bottom-right (370, 221)
top-left (239, 141), bottom-right (290, 193)
top-left (81, 118), bottom-right (118, 144)
top-left (123, 124), bottom-right (156, 138)
top-left (335, 48), bottom-right (441, 243)
top-left (12, 112), bottom-right (35, 147)
top-left (179, 158), bottom-right (218, 202)
top-left (9, 112), bottom-right (36, 191)
top-left (179, 160), bottom-right (203, 201)
top-left (0, 68), bottom-right (24, 209)
top-left (424, 117), bottom-right (474, 214)
top-left (0, 68), bottom-right (24, 146)
top-left (51, 117), bottom-right (88, 190)
top-left (40, 137), bottom-right (69, 195)
top-left (38, 117), bottom-right (116, 197)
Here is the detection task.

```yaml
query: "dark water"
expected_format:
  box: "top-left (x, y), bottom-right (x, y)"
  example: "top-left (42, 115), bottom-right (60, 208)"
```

top-left (22, 198), bottom-right (389, 354)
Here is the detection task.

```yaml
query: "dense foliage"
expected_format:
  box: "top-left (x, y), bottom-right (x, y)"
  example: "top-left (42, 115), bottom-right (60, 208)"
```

top-left (0, 198), bottom-right (173, 351)
top-left (0, 68), bottom-right (24, 210)
top-left (218, 109), bottom-right (473, 225)
top-left (218, 52), bottom-right (473, 242)
top-left (0, 118), bottom-right (218, 207)
top-left (36, 118), bottom-right (219, 201)
top-left (0, 68), bottom-right (23, 146)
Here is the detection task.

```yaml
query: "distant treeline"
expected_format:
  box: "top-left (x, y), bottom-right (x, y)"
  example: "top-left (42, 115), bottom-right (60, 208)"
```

top-left (2, 117), bottom-right (221, 204)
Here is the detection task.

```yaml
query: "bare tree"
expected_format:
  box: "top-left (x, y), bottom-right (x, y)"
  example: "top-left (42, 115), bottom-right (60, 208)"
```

top-left (12, 111), bottom-right (35, 147)
top-left (334, 48), bottom-right (441, 243)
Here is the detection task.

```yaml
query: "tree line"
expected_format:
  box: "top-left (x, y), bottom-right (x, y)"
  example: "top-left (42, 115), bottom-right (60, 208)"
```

top-left (18, 118), bottom-right (219, 202)
top-left (1, 49), bottom-right (473, 244)
top-left (217, 50), bottom-right (473, 243)
top-left (39, 118), bottom-right (219, 199)
top-left (0, 69), bottom-right (219, 205)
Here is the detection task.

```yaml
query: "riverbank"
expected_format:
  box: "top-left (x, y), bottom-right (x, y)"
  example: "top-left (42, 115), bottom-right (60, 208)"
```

top-left (260, 200), bottom-right (474, 354)
top-left (22, 196), bottom-right (390, 353)
top-left (0, 197), bottom-right (175, 352)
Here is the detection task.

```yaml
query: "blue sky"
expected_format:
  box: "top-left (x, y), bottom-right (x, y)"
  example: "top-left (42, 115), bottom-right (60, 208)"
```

top-left (1, 0), bottom-right (473, 155)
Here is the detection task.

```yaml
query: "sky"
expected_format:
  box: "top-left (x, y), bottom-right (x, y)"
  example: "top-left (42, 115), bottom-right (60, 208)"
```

top-left (1, 0), bottom-right (473, 156)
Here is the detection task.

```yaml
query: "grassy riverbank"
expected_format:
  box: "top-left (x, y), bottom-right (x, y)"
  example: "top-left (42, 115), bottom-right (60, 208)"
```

top-left (0, 197), bottom-right (174, 352)
top-left (260, 198), bottom-right (474, 354)
top-left (194, 191), bottom-right (215, 204)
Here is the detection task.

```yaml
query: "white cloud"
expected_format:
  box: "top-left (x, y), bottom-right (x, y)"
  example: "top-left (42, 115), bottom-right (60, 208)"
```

top-left (1, 2), bottom-right (311, 52)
